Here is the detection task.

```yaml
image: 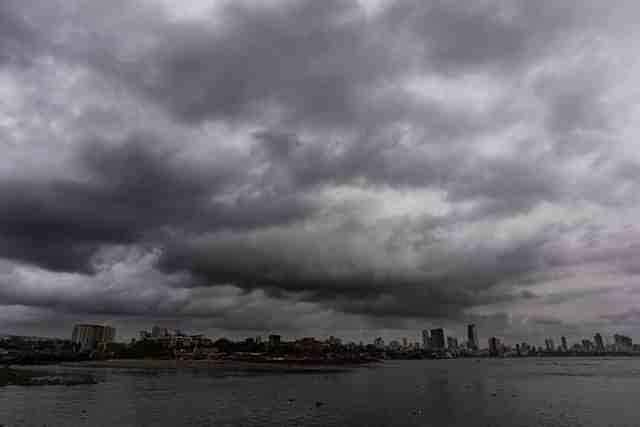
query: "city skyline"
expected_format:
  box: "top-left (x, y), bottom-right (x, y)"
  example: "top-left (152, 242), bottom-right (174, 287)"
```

top-left (3, 0), bottom-right (640, 342)
top-left (5, 321), bottom-right (638, 354)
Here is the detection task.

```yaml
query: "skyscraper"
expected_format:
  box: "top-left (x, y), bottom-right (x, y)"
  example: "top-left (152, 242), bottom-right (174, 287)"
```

top-left (430, 328), bottom-right (445, 349)
top-left (561, 336), bottom-right (568, 352)
top-left (422, 330), bottom-right (430, 350)
top-left (594, 333), bottom-right (605, 352)
top-left (488, 337), bottom-right (502, 356)
top-left (545, 338), bottom-right (555, 352)
top-left (467, 324), bottom-right (478, 350)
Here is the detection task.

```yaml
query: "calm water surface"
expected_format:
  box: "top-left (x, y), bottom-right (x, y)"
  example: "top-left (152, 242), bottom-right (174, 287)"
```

top-left (1, 358), bottom-right (639, 427)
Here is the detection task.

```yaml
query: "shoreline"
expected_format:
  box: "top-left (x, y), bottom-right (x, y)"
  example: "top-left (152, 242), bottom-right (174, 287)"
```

top-left (0, 367), bottom-right (97, 387)
top-left (65, 359), bottom-right (373, 373)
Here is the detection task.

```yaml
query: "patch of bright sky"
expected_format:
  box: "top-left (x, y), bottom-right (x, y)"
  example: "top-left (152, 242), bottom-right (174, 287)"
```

top-left (404, 73), bottom-right (507, 115)
top-left (318, 185), bottom-right (453, 222)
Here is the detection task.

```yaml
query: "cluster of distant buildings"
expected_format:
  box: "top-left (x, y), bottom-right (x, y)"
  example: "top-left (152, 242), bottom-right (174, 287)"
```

top-left (137, 325), bottom-right (213, 350)
top-left (370, 324), bottom-right (480, 357)
top-left (66, 322), bottom-right (640, 358)
top-left (371, 325), bottom-right (640, 358)
top-left (3, 322), bottom-right (640, 364)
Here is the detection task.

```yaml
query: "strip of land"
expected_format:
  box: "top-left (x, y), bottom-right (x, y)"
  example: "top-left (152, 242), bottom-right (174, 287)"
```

top-left (69, 358), bottom-right (367, 373)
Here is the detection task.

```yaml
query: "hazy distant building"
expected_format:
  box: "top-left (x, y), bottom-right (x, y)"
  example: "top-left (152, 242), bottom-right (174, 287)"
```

top-left (467, 324), bottom-right (479, 350)
top-left (614, 334), bottom-right (632, 352)
top-left (430, 328), bottom-right (446, 350)
top-left (151, 326), bottom-right (168, 338)
top-left (447, 336), bottom-right (458, 350)
top-left (422, 330), bottom-right (430, 350)
top-left (561, 336), bottom-right (568, 352)
top-left (544, 338), bottom-right (555, 352)
top-left (374, 337), bottom-right (385, 350)
top-left (268, 334), bottom-right (281, 347)
top-left (72, 324), bottom-right (115, 352)
top-left (594, 333), bottom-right (605, 352)
top-left (488, 337), bottom-right (502, 356)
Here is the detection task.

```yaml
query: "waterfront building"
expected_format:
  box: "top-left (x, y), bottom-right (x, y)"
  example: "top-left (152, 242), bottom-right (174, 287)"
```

top-left (488, 337), bottom-right (502, 356)
top-left (374, 337), bottom-right (385, 350)
top-left (561, 336), bottom-right (568, 352)
top-left (594, 333), bottom-right (605, 352)
top-left (326, 336), bottom-right (342, 347)
top-left (268, 334), bottom-right (281, 347)
top-left (422, 330), bottom-right (430, 350)
top-left (430, 328), bottom-right (446, 350)
top-left (447, 336), bottom-right (458, 351)
top-left (467, 324), bottom-right (479, 350)
top-left (72, 324), bottom-right (115, 352)
top-left (614, 334), bottom-right (632, 352)
top-left (151, 326), bottom-right (169, 338)
top-left (544, 338), bottom-right (555, 352)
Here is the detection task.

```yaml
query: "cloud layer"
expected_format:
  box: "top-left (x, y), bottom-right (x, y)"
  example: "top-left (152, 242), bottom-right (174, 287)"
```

top-left (1, 0), bottom-right (640, 343)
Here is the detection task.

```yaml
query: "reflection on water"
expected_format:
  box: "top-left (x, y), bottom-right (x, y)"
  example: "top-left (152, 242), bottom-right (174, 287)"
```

top-left (2, 358), bottom-right (640, 427)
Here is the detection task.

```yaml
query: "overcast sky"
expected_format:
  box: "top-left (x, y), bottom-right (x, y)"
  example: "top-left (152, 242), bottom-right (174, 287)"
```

top-left (2, 0), bottom-right (640, 345)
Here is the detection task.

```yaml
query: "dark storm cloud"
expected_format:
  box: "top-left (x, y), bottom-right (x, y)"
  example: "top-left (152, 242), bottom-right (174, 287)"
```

top-left (0, 0), bottom-right (638, 338)
top-left (85, 0), bottom-right (396, 127)
top-left (383, 0), bottom-right (596, 73)
top-left (0, 133), bottom-right (315, 271)
top-left (0, 1), bottom-right (41, 65)
top-left (62, 0), bottom-right (619, 129)
top-left (155, 220), bottom-right (551, 319)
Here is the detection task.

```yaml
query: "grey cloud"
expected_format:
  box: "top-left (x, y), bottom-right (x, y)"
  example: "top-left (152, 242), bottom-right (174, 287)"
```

top-left (156, 219), bottom-right (551, 320)
top-left (0, 0), bottom-right (638, 339)
top-left (0, 1), bottom-right (41, 66)
top-left (384, 0), bottom-right (614, 74)
top-left (0, 133), bottom-right (315, 271)
top-left (85, 0), bottom-right (396, 127)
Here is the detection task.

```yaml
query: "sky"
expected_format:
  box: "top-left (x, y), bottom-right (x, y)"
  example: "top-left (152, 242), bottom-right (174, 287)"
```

top-left (1, 0), bottom-right (640, 345)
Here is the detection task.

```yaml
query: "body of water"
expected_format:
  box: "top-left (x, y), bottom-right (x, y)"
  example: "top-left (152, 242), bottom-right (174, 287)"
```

top-left (1, 358), bottom-right (639, 426)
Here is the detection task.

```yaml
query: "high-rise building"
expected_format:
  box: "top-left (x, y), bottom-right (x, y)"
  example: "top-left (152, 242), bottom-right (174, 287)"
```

top-left (561, 336), bottom-right (568, 352)
top-left (72, 324), bottom-right (116, 352)
top-left (594, 333), bottom-right (605, 352)
top-left (430, 328), bottom-right (446, 350)
top-left (488, 337), bottom-right (502, 356)
top-left (544, 338), bottom-right (555, 352)
top-left (422, 330), bottom-right (430, 350)
top-left (614, 334), bottom-right (632, 352)
top-left (467, 324), bottom-right (478, 350)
